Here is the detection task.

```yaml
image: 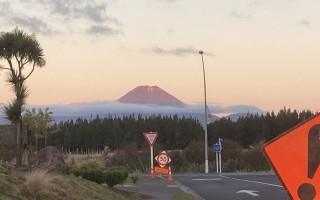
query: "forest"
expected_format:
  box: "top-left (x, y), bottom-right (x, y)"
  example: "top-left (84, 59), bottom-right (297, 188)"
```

top-left (46, 107), bottom-right (315, 152)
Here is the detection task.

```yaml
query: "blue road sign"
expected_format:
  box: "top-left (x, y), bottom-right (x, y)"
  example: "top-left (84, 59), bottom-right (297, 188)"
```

top-left (213, 144), bottom-right (222, 153)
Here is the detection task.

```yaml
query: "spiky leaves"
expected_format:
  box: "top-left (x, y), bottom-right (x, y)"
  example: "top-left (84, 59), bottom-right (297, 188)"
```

top-left (0, 28), bottom-right (45, 123)
top-left (0, 28), bottom-right (45, 71)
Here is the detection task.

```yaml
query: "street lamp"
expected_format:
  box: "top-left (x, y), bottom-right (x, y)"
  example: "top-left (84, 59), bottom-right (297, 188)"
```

top-left (199, 50), bottom-right (209, 173)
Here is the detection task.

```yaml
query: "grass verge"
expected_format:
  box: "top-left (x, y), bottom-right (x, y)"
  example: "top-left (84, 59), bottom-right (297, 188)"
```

top-left (173, 192), bottom-right (195, 200)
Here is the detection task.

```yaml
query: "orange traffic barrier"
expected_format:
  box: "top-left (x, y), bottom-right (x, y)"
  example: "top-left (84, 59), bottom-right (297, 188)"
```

top-left (154, 166), bottom-right (169, 174)
top-left (168, 166), bottom-right (172, 181)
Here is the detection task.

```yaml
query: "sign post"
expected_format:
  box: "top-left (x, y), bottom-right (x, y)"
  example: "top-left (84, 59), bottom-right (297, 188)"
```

top-left (143, 132), bottom-right (158, 180)
top-left (219, 137), bottom-right (222, 173)
top-left (213, 144), bottom-right (220, 173)
top-left (263, 113), bottom-right (320, 200)
top-left (213, 138), bottom-right (223, 173)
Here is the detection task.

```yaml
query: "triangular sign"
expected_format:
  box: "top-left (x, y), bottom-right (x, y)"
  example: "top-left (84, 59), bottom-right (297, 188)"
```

top-left (143, 132), bottom-right (158, 146)
top-left (263, 113), bottom-right (320, 200)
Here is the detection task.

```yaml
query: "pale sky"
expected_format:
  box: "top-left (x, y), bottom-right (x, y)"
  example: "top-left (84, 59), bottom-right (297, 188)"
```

top-left (0, 0), bottom-right (319, 113)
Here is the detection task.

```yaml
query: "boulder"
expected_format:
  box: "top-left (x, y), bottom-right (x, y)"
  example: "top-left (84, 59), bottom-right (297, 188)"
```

top-left (34, 146), bottom-right (66, 174)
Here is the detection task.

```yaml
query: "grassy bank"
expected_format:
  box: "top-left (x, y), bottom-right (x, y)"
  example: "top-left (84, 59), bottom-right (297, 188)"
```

top-left (0, 160), bottom-right (133, 200)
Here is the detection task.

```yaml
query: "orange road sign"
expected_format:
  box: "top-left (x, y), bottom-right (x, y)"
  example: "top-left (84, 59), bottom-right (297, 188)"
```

top-left (263, 113), bottom-right (320, 200)
top-left (154, 167), bottom-right (169, 174)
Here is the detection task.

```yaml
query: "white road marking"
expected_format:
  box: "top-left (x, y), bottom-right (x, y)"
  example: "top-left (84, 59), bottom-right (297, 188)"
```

top-left (167, 185), bottom-right (179, 187)
top-left (220, 175), bottom-right (283, 188)
top-left (114, 184), bottom-right (140, 188)
top-left (237, 190), bottom-right (260, 196)
top-left (192, 178), bottom-right (222, 181)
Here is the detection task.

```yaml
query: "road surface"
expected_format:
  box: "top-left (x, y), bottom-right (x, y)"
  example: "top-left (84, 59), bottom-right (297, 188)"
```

top-left (174, 173), bottom-right (290, 200)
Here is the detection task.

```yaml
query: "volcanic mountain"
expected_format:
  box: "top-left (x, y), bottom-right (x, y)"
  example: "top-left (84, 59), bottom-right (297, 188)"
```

top-left (117, 86), bottom-right (185, 107)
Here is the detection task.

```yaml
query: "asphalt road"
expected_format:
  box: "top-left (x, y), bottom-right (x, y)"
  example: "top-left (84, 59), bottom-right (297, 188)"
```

top-left (174, 173), bottom-right (291, 200)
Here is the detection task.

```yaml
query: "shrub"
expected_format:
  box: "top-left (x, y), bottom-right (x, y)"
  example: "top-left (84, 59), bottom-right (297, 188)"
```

top-left (221, 139), bottom-right (243, 161)
top-left (169, 150), bottom-right (187, 173)
top-left (185, 140), bottom-right (215, 164)
top-left (25, 168), bottom-right (52, 198)
top-left (108, 143), bottom-right (150, 173)
top-left (104, 169), bottom-right (124, 187)
top-left (0, 145), bottom-right (16, 162)
top-left (105, 149), bottom-right (126, 167)
top-left (242, 148), bottom-right (270, 171)
top-left (222, 159), bottom-right (244, 172)
top-left (130, 174), bottom-right (139, 184)
top-left (0, 160), bottom-right (11, 174)
top-left (70, 166), bottom-right (129, 187)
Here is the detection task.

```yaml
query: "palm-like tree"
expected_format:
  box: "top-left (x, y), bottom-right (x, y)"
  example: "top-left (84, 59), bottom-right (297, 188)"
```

top-left (0, 28), bottom-right (46, 165)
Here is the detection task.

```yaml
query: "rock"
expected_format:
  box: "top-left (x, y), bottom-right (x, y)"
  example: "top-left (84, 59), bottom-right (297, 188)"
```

top-left (34, 146), bottom-right (66, 174)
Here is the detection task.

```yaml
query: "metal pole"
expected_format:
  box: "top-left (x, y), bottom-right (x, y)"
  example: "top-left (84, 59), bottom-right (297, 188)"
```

top-left (219, 139), bottom-right (222, 173)
top-left (149, 146), bottom-right (155, 179)
top-left (219, 137), bottom-right (222, 174)
top-left (199, 50), bottom-right (208, 173)
top-left (216, 152), bottom-right (219, 173)
top-left (219, 153), bottom-right (222, 173)
top-left (150, 146), bottom-right (154, 171)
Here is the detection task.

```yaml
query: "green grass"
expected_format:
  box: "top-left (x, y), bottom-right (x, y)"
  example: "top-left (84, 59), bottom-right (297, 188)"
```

top-left (173, 192), bottom-right (195, 200)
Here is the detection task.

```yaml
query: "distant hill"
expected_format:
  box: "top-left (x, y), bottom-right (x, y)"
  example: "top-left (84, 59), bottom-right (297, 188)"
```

top-left (118, 85), bottom-right (185, 107)
top-left (0, 102), bottom-right (265, 125)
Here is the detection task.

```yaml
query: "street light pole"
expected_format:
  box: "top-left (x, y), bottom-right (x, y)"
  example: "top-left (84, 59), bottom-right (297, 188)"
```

top-left (199, 50), bottom-right (209, 173)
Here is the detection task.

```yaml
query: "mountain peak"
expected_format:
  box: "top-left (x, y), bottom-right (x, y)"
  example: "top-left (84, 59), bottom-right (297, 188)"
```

top-left (118, 85), bottom-right (185, 107)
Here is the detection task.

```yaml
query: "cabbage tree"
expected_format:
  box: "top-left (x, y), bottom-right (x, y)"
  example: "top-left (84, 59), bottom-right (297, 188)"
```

top-left (0, 28), bottom-right (46, 165)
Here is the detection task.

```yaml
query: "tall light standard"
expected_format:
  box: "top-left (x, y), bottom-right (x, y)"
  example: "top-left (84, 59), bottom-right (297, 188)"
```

top-left (199, 50), bottom-right (209, 173)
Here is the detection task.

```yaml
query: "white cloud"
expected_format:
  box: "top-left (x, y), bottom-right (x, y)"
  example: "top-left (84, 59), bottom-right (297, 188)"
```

top-left (151, 46), bottom-right (214, 57)
top-left (298, 20), bottom-right (311, 27)
top-left (230, 10), bottom-right (251, 19)
top-left (12, 16), bottom-right (52, 35)
top-left (87, 25), bottom-right (124, 36)
top-left (0, 0), bottom-right (123, 37)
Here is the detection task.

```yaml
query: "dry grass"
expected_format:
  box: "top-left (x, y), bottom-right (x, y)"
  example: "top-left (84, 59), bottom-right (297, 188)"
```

top-left (65, 153), bottom-right (104, 168)
top-left (83, 158), bottom-right (103, 168)
top-left (25, 168), bottom-right (52, 198)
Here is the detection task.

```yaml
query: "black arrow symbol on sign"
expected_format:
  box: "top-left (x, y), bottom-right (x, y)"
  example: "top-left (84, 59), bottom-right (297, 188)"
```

top-left (297, 124), bottom-right (320, 200)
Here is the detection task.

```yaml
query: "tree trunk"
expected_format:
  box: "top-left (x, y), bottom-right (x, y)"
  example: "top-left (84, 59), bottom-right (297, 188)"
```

top-left (16, 121), bottom-right (22, 166)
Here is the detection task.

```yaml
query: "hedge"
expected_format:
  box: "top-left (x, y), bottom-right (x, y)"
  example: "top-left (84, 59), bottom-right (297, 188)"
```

top-left (70, 166), bottom-right (128, 187)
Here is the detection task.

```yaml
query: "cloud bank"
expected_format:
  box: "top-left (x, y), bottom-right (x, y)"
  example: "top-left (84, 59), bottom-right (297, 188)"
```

top-left (0, 0), bottom-right (123, 37)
